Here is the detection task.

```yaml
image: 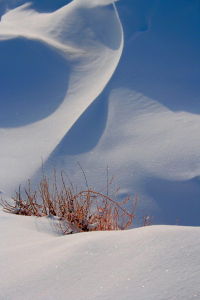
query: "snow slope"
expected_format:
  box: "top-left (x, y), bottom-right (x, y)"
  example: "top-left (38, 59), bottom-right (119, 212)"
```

top-left (0, 210), bottom-right (200, 300)
top-left (0, 0), bottom-right (200, 225)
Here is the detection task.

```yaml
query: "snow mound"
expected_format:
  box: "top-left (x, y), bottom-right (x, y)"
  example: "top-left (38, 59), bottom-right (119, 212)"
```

top-left (0, 210), bottom-right (199, 300)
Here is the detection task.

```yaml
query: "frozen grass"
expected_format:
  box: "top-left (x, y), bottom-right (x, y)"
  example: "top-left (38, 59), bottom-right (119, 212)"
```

top-left (0, 170), bottom-right (137, 234)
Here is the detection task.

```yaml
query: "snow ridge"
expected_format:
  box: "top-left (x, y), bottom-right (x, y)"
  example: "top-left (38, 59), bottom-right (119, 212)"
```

top-left (0, 0), bottom-right (123, 193)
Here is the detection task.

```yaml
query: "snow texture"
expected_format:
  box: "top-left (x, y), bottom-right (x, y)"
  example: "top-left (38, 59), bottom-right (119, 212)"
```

top-left (0, 210), bottom-right (200, 300)
top-left (0, 0), bottom-right (200, 226)
top-left (0, 1), bottom-right (200, 298)
top-left (0, 0), bottom-right (123, 192)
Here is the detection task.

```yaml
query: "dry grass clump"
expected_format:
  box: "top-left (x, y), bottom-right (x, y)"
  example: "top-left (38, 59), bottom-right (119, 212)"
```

top-left (1, 171), bottom-right (137, 234)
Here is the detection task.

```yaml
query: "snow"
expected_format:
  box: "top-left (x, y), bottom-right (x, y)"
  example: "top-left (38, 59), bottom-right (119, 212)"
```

top-left (0, 210), bottom-right (200, 300)
top-left (40, 0), bottom-right (200, 226)
top-left (0, 0), bottom-right (200, 298)
top-left (0, 0), bottom-right (123, 192)
top-left (0, 0), bottom-right (199, 225)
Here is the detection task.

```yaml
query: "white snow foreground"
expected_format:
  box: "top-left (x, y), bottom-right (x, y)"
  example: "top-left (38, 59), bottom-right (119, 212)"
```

top-left (0, 210), bottom-right (200, 300)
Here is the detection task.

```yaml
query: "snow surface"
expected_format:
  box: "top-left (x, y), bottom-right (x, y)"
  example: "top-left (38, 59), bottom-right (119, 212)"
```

top-left (1, 209), bottom-right (200, 300)
top-left (0, 1), bottom-right (200, 298)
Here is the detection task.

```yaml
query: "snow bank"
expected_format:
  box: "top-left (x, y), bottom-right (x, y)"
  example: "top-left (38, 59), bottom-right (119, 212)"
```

top-left (0, 210), bottom-right (199, 300)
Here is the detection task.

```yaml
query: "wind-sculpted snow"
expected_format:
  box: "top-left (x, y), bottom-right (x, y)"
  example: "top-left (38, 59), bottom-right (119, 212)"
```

top-left (46, 89), bottom-right (200, 226)
top-left (0, 0), bottom-right (123, 192)
top-left (0, 0), bottom-right (200, 226)
top-left (42, 0), bottom-right (200, 226)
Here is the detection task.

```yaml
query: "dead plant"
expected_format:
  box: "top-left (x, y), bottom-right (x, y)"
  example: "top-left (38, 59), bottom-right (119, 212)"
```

top-left (0, 170), bottom-right (137, 234)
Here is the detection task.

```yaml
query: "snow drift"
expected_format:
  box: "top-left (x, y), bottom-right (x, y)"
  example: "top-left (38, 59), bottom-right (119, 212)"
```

top-left (42, 0), bottom-right (200, 226)
top-left (0, 210), bottom-right (200, 300)
top-left (0, 0), bottom-right (123, 192)
top-left (0, 2), bottom-right (200, 299)
top-left (0, 0), bottom-right (200, 225)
